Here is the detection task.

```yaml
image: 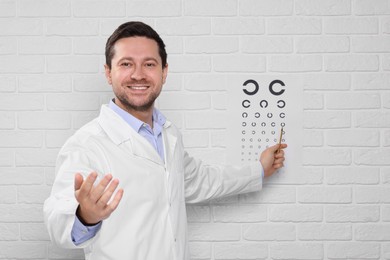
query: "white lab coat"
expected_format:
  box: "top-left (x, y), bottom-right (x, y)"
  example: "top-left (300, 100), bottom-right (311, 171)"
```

top-left (44, 105), bottom-right (263, 260)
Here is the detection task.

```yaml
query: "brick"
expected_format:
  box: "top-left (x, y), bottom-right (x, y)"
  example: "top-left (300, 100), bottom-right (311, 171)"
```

top-left (46, 18), bottom-right (99, 36)
top-left (15, 148), bottom-right (58, 167)
top-left (271, 243), bottom-right (323, 259)
top-left (73, 74), bottom-right (110, 92)
top-left (0, 150), bottom-right (14, 166)
top-left (158, 92), bottom-right (211, 110)
top-left (267, 167), bottom-right (324, 185)
top-left (18, 185), bottom-right (51, 204)
top-left (352, 36), bottom-right (390, 53)
top-left (45, 130), bottom-right (75, 148)
top-left (298, 223), bottom-right (351, 241)
top-left (296, 36), bottom-right (349, 53)
top-left (324, 17), bottom-right (378, 34)
top-left (355, 111), bottom-right (390, 128)
top-left (0, 131), bottom-right (43, 148)
top-left (0, 205), bottom-right (43, 222)
top-left (45, 167), bottom-right (55, 186)
top-left (211, 130), bottom-right (227, 148)
top-left (213, 205), bottom-right (267, 222)
top-left (242, 36), bottom-right (293, 53)
top-left (327, 129), bottom-right (380, 147)
top-left (212, 92), bottom-right (227, 110)
top-left (303, 130), bottom-right (323, 147)
top-left (240, 187), bottom-right (296, 204)
top-left (304, 148), bottom-right (351, 166)
top-left (355, 0), bottom-right (390, 15)
top-left (19, 74), bottom-right (72, 93)
top-left (269, 205), bottom-right (323, 222)
top-left (0, 94), bottom-right (44, 111)
top-left (0, 37), bottom-right (16, 54)
top-left (46, 93), bottom-right (100, 111)
top-left (240, 0), bottom-right (293, 16)
top-left (181, 131), bottom-right (209, 148)
top-left (0, 18), bottom-right (43, 36)
top-left (0, 186), bottom-right (17, 204)
top-left (384, 205), bottom-right (390, 221)
top-left (243, 224), bottom-right (295, 241)
top-left (72, 111), bottom-right (100, 129)
top-left (189, 242), bottom-right (211, 260)
top-left (384, 93), bottom-right (390, 109)
top-left (325, 205), bottom-right (380, 223)
top-left (127, 1), bottom-right (181, 17)
top-left (19, 36), bottom-right (71, 54)
top-left (303, 73), bottom-right (351, 90)
top-left (325, 55), bottom-right (379, 72)
top-left (214, 55), bottom-right (266, 72)
top-left (0, 0), bottom-right (15, 17)
top-left (0, 56), bottom-right (45, 73)
top-left (304, 111), bottom-right (351, 129)
top-left (18, 111), bottom-right (71, 130)
top-left (185, 36), bottom-right (238, 54)
top-left (0, 167), bottom-right (44, 185)
top-left (186, 205), bottom-right (210, 223)
top-left (384, 54), bottom-right (390, 71)
top-left (214, 243), bottom-right (267, 260)
top-left (326, 167), bottom-right (379, 185)
top-left (184, 74), bottom-right (227, 91)
top-left (355, 148), bottom-right (390, 166)
top-left (303, 92), bottom-right (323, 109)
top-left (156, 18), bottom-right (211, 36)
top-left (353, 73), bottom-right (390, 90)
top-left (188, 223), bottom-right (240, 241)
top-left (0, 242), bottom-right (46, 258)
top-left (385, 130), bottom-right (390, 146)
top-left (185, 111), bottom-right (227, 130)
top-left (73, 1), bottom-right (125, 17)
top-left (185, 0), bottom-right (236, 16)
top-left (268, 18), bottom-right (321, 35)
top-left (355, 224), bottom-right (390, 241)
top-left (0, 76), bottom-right (16, 92)
top-left (327, 242), bottom-right (380, 259)
top-left (295, 0), bottom-right (351, 15)
top-left (382, 167), bottom-right (390, 185)
top-left (20, 223), bottom-right (50, 241)
top-left (269, 55), bottom-right (322, 72)
top-left (0, 223), bottom-right (19, 240)
top-left (168, 55), bottom-right (211, 73)
top-left (18, 0), bottom-right (70, 17)
top-left (213, 18), bottom-right (265, 35)
top-left (355, 186), bottom-right (390, 203)
top-left (298, 186), bottom-right (352, 203)
top-left (73, 37), bottom-right (106, 55)
top-left (47, 56), bottom-right (100, 73)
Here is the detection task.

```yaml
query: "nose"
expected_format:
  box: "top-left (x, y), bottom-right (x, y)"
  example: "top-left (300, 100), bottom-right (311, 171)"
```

top-left (130, 65), bottom-right (145, 81)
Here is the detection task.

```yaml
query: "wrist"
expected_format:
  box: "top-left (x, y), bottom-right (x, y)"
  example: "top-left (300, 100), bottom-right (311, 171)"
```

top-left (76, 205), bottom-right (101, 226)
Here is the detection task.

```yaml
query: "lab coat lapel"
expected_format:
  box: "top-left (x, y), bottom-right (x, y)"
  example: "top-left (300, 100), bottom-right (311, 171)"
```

top-left (162, 122), bottom-right (177, 171)
top-left (98, 105), bottom-right (164, 166)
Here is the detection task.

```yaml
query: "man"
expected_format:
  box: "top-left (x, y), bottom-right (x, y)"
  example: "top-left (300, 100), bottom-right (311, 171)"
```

top-left (44, 21), bottom-right (287, 260)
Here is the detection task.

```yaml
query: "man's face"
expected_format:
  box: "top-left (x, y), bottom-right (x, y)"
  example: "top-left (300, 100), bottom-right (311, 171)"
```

top-left (105, 36), bottom-right (168, 113)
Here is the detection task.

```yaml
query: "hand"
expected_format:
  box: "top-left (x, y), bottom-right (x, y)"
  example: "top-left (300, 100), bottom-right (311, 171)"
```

top-left (260, 143), bottom-right (287, 178)
top-left (74, 172), bottom-right (124, 225)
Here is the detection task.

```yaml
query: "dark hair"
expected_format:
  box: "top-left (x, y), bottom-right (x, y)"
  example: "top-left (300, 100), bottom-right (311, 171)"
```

top-left (105, 21), bottom-right (167, 69)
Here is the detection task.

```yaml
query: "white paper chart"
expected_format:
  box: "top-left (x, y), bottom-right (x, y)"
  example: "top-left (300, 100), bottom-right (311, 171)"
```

top-left (227, 75), bottom-right (303, 175)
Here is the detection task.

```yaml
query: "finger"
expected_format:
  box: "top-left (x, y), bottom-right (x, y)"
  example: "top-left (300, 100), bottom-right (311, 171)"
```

top-left (74, 173), bottom-right (84, 191)
top-left (106, 188), bottom-right (124, 213)
top-left (96, 178), bottom-right (120, 206)
top-left (90, 174), bottom-right (113, 203)
top-left (78, 172), bottom-right (98, 198)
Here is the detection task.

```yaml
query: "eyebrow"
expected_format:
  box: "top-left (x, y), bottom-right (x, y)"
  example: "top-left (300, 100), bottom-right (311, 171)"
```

top-left (117, 57), bottom-right (160, 64)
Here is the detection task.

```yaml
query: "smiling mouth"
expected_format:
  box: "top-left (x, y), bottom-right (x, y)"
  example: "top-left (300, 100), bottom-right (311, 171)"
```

top-left (128, 85), bottom-right (149, 90)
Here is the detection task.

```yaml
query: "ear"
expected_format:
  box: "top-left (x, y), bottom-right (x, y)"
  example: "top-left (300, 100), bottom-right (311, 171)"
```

top-left (162, 63), bottom-right (168, 84)
top-left (104, 64), bottom-right (112, 85)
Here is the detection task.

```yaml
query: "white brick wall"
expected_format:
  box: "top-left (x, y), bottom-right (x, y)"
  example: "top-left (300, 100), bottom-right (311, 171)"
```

top-left (0, 0), bottom-right (389, 259)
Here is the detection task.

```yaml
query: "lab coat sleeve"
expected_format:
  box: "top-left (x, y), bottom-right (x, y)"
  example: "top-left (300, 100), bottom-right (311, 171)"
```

top-left (183, 151), bottom-right (263, 204)
top-left (43, 141), bottom-right (105, 249)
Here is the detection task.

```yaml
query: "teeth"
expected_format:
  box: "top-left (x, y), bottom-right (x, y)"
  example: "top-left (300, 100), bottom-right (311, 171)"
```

top-left (130, 86), bottom-right (148, 90)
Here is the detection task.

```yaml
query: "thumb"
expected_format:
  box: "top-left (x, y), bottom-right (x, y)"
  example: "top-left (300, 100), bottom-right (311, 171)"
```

top-left (74, 173), bottom-right (84, 191)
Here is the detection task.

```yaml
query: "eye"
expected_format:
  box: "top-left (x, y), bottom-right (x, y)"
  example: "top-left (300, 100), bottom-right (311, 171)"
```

top-left (145, 62), bottom-right (156, 67)
top-left (120, 62), bottom-right (131, 67)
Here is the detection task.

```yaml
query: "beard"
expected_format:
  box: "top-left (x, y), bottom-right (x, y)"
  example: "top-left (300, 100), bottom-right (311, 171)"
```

top-left (114, 84), bottom-right (161, 112)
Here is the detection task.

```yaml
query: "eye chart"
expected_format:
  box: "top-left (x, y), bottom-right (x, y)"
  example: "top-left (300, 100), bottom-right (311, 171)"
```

top-left (227, 75), bottom-right (303, 175)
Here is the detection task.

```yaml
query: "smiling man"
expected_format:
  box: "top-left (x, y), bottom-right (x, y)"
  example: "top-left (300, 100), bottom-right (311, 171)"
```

top-left (44, 21), bottom-right (287, 260)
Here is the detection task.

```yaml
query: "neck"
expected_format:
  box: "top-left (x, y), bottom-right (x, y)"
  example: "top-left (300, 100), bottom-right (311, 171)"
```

top-left (114, 99), bottom-right (154, 127)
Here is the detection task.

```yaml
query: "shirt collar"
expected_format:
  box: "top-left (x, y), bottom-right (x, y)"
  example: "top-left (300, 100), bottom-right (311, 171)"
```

top-left (108, 99), bottom-right (166, 133)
